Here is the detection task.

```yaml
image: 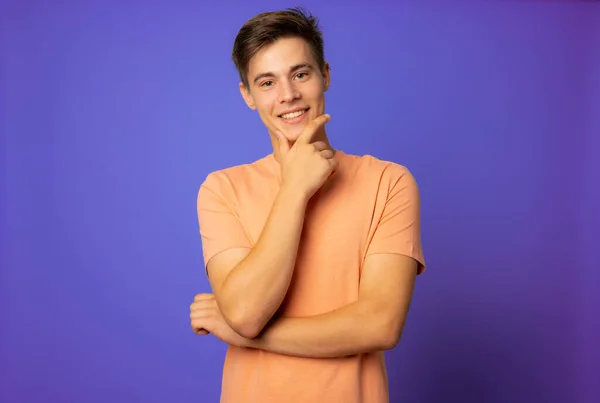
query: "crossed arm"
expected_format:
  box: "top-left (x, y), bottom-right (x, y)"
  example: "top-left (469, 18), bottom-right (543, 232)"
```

top-left (193, 167), bottom-right (422, 358)
top-left (246, 252), bottom-right (418, 358)
top-left (193, 250), bottom-right (418, 358)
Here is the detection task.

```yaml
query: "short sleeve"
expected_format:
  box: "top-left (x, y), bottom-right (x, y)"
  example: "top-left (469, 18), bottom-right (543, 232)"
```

top-left (196, 172), bottom-right (252, 267)
top-left (365, 166), bottom-right (426, 274)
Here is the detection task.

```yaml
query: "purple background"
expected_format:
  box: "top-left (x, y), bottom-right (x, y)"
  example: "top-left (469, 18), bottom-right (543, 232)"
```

top-left (1, 2), bottom-right (598, 402)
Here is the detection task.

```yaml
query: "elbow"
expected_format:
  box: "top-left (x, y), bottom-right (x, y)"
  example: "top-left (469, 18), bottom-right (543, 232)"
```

top-left (380, 332), bottom-right (401, 351)
top-left (234, 322), bottom-right (263, 339)
top-left (217, 293), bottom-right (270, 339)
top-left (226, 310), bottom-right (266, 339)
top-left (378, 319), bottom-right (404, 351)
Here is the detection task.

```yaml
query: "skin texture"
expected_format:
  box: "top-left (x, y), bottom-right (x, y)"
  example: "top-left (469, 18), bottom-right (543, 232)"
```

top-left (190, 36), bottom-right (419, 357)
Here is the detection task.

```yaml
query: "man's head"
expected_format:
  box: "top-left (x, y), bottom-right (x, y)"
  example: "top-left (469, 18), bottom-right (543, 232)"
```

top-left (232, 8), bottom-right (331, 144)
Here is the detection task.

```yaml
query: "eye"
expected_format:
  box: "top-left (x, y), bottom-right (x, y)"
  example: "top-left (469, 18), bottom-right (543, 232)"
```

top-left (295, 72), bottom-right (308, 80)
top-left (261, 80), bottom-right (273, 87)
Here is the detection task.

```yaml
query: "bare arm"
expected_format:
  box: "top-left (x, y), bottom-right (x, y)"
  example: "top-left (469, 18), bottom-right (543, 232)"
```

top-left (207, 186), bottom-right (307, 339)
top-left (246, 254), bottom-right (418, 357)
top-left (204, 114), bottom-right (336, 339)
top-left (193, 160), bottom-right (424, 354)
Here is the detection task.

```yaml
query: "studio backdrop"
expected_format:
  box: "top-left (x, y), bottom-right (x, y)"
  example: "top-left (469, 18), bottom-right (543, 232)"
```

top-left (1, 2), bottom-right (598, 403)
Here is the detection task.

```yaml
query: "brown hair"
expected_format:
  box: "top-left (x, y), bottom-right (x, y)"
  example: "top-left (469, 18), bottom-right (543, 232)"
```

top-left (232, 7), bottom-right (325, 89)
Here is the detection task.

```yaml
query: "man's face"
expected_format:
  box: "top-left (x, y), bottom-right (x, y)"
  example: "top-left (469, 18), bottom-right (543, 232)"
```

top-left (240, 37), bottom-right (330, 144)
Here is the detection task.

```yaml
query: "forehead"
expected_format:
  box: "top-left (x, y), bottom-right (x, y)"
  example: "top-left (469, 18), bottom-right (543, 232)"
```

top-left (247, 37), bottom-right (316, 76)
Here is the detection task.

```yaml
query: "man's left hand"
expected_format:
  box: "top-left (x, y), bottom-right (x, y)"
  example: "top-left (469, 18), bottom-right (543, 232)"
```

top-left (190, 293), bottom-right (250, 348)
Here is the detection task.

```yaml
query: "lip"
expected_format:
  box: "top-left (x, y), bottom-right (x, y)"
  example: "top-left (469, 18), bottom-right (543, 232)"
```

top-left (277, 107), bottom-right (309, 117)
top-left (279, 108), bottom-right (310, 125)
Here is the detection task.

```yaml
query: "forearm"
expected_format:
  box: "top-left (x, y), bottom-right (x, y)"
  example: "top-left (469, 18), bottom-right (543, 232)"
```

top-left (220, 185), bottom-right (307, 338)
top-left (247, 300), bottom-right (399, 358)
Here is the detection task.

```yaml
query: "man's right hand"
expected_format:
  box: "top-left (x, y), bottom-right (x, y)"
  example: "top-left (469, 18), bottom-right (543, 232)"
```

top-left (201, 116), bottom-right (335, 339)
top-left (275, 114), bottom-right (338, 200)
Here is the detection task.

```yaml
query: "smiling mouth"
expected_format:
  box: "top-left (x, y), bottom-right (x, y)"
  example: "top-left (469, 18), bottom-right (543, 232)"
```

top-left (278, 108), bottom-right (309, 120)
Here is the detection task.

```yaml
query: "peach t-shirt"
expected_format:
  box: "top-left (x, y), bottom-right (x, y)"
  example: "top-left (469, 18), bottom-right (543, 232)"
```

top-left (197, 150), bottom-right (425, 403)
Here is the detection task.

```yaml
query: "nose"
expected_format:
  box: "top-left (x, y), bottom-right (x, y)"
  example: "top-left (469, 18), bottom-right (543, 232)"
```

top-left (278, 80), bottom-right (300, 103)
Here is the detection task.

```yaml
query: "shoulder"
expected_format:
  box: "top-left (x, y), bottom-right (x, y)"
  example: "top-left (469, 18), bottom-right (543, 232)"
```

top-left (341, 152), bottom-right (418, 188)
top-left (198, 154), bottom-right (274, 203)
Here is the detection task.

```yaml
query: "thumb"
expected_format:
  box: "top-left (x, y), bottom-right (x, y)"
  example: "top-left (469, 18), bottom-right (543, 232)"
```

top-left (274, 130), bottom-right (290, 156)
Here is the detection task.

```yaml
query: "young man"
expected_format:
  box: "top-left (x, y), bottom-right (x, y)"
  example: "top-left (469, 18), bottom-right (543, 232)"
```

top-left (190, 8), bottom-right (426, 403)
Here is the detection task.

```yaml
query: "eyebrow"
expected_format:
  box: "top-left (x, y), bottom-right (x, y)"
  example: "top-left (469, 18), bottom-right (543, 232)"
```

top-left (252, 63), bottom-right (314, 85)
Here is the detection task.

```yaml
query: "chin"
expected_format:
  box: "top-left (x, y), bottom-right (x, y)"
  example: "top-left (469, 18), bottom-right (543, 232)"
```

top-left (274, 121), bottom-right (307, 142)
top-left (283, 128), bottom-right (304, 142)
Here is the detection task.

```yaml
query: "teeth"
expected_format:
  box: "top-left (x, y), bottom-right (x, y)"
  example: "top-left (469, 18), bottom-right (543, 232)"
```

top-left (281, 109), bottom-right (306, 119)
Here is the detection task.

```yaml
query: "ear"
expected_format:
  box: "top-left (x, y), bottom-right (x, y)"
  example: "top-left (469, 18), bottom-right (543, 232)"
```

top-left (239, 82), bottom-right (256, 110)
top-left (322, 61), bottom-right (331, 92)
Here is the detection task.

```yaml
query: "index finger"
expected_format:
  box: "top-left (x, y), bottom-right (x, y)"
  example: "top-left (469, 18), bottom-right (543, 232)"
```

top-left (194, 293), bottom-right (214, 301)
top-left (297, 114), bottom-right (330, 145)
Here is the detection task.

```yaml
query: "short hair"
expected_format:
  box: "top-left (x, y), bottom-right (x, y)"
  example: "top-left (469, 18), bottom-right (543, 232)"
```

top-left (232, 7), bottom-right (325, 89)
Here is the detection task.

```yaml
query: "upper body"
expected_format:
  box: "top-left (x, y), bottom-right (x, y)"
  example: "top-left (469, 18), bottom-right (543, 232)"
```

top-left (189, 7), bottom-right (426, 403)
top-left (197, 150), bottom-right (425, 403)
